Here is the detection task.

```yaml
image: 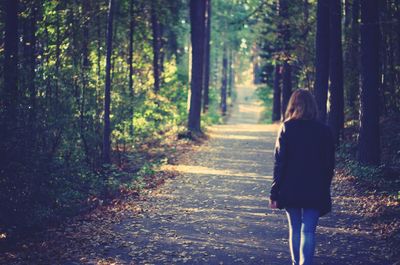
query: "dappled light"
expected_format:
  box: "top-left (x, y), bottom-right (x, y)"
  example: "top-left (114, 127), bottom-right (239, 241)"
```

top-left (161, 164), bottom-right (273, 179)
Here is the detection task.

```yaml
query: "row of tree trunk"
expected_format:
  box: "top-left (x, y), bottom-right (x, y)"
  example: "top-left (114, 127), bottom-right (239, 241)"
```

top-left (270, 0), bottom-right (381, 165)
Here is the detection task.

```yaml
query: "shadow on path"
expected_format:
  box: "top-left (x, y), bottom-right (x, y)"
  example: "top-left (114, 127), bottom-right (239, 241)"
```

top-left (82, 86), bottom-right (392, 265)
top-left (2, 86), bottom-right (391, 265)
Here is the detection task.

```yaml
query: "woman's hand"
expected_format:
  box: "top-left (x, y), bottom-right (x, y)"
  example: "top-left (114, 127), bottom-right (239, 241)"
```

top-left (269, 199), bottom-right (278, 209)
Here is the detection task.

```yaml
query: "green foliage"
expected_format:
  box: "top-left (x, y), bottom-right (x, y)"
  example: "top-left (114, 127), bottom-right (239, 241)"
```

top-left (202, 85), bottom-right (224, 125)
top-left (0, 0), bottom-right (194, 233)
top-left (255, 84), bottom-right (273, 124)
top-left (337, 142), bottom-right (384, 180)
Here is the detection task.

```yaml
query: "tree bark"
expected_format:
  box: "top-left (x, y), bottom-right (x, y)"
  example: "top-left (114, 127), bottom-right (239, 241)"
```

top-left (347, 0), bottom-right (360, 111)
top-left (55, 2), bottom-right (61, 100)
top-left (228, 48), bottom-right (234, 99)
top-left (344, 0), bottom-right (351, 28)
top-left (272, 65), bottom-right (281, 122)
top-left (103, 0), bottom-right (115, 164)
top-left (220, 44), bottom-right (228, 116)
top-left (28, 4), bottom-right (37, 128)
top-left (357, 0), bottom-right (380, 165)
top-left (281, 61), bottom-right (292, 119)
top-left (279, 0), bottom-right (292, 119)
top-left (188, 0), bottom-right (206, 133)
top-left (151, 0), bottom-right (161, 93)
top-left (128, 0), bottom-right (135, 134)
top-left (328, 0), bottom-right (344, 145)
top-left (314, 0), bottom-right (330, 123)
top-left (202, 0), bottom-right (211, 113)
top-left (3, 0), bottom-right (19, 134)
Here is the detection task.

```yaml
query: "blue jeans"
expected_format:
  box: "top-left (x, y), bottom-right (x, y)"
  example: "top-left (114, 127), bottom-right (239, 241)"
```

top-left (285, 208), bottom-right (319, 265)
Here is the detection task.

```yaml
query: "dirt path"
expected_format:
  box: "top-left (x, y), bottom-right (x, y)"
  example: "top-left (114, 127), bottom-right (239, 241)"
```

top-left (1, 86), bottom-right (395, 265)
top-left (98, 85), bottom-right (393, 265)
top-left (100, 86), bottom-right (286, 265)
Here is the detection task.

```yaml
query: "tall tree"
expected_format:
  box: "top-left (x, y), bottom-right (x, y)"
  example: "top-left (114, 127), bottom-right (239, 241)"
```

top-left (27, 3), bottom-right (38, 128)
top-left (346, 0), bottom-right (360, 111)
top-left (228, 48), bottom-right (234, 99)
top-left (281, 62), bottom-right (291, 118)
top-left (1, 0), bottom-right (19, 229)
top-left (188, 0), bottom-right (206, 133)
top-left (2, 0), bottom-right (19, 133)
top-left (103, 0), bottom-right (115, 164)
top-left (327, 0), bottom-right (344, 144)
top-left (151, 0), bottom-right (161, 93)
top-left (314, 0), bottom-right (330, 123)
top-left (279, 0), bottom-right (292, 118)
top-left (128, 0), bottom-right (135, 133)
top-left (220, 44), bottom-right (228, 115)
top-left (202, 0), bottom-right (211, 113)
top-left (272, 64), bottom-right (281, 122)
top-left (357, 0), bottom-right (380, 165)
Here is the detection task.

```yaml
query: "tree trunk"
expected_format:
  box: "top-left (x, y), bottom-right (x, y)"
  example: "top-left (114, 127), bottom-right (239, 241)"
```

top-left (357, 0), bottom-right (380, 165)
top-left (344, 0), bottom-right (351, 28)
top-left (280, 0), bottom-right (292, 119)
top-left (80, 0), bottom-right (91, 164)
top-left (103, 0), bottom-right (115, 165)
top-left (281, 61), bottom-right (292, 119)
top-left (347, 0), bottom-right (360, 111)
top-left (128, 0), bottom-right (135, 134)
top-left (3, 0), bottom-right (19, 134)
top-left (328, 0), bottom-right (344, 145)
top-left (28, 4), bottom-right (37, 128)
top-left (202, 0), bottom-right (211, 113)
top-left (272, 65), bottom-right (281, 122)
top-left (55, 2), bottom-right (61, 100)
top-left (188, 0), bottom-right (206, 133)
top-left (314, 0), bottom-right (330, 123)
top-left (151, 0), bottom-right (161, 93)
top-left (220, 44), bottom-right (228, 116)
top-left (228, 48), bottom-right (234, 99)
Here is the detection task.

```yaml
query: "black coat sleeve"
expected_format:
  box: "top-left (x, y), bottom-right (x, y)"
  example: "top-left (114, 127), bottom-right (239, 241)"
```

top-left (270, 123), bottom-right (288, 201)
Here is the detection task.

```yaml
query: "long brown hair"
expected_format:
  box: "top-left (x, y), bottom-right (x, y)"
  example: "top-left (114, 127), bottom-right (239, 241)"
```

top-left (285, 89), bottom-right (318, 121)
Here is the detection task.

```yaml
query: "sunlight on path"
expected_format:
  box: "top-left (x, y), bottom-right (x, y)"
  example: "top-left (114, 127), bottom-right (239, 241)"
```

top-left (75, 84), bottom-right (393, 265)
top-left (97, 85), bottom-right (290, 265)
top-left (46, 85), bottom-right (389, 265)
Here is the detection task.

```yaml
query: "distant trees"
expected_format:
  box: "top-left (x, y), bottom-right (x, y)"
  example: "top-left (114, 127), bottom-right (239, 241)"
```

top-left (272, 65), bottom-right (281, 122)
top-left (220, 44), bottom-right (228, 115)
top-left (203, 0), bottom-right (211, 113)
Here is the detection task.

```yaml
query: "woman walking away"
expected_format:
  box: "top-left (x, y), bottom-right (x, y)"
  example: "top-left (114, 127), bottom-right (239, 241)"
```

top-left (269, 89), bottom-right (335, 265)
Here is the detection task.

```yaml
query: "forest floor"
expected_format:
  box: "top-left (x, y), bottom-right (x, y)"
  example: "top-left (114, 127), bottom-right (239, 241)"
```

top-left (1, 85), bottom-right (399, 265)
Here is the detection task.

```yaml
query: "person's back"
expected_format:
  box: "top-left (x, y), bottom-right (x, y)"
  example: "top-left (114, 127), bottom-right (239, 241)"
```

top-left (269, 89), bottom-right (335, 265)
top-left (279, 119), bottom-right (334, 214)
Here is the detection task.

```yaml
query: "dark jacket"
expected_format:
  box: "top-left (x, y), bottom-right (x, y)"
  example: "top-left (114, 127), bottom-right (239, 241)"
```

top-left (270, 119), bottom-right (335, 217)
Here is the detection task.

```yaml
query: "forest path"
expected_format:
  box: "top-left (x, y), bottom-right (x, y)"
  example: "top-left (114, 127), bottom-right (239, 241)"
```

top-left (72, 85), bottom-right (390, 265)
top-left (1, 85), bottom-right (391, 265)
top-left (104, 85), bottom-right (287, 264)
